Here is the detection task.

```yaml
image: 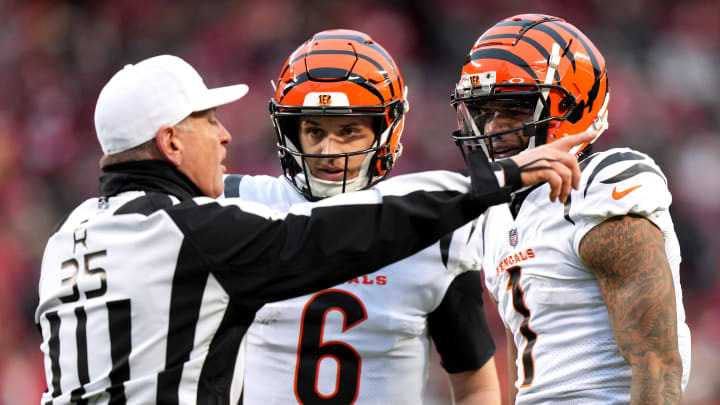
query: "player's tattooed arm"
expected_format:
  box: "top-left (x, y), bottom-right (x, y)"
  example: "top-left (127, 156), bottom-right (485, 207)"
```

top-left (579, 215), bottom-right (682, 405)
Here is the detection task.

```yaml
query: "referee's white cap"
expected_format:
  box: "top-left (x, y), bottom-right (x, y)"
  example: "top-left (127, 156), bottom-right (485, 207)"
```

top-left (94, 55), bottom-right (249, 155)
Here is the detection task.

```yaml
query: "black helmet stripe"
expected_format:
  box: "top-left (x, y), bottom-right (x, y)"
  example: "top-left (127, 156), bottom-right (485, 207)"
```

top-left (520, 35), bottom-right (562, 82)
top-left (531, 24), bottom-right (576, 73)
top-left (289, 49), bottom-right (355, 66)
top-left (547, 21), bottom-right (605, 113)
top-left (548, 21), bottom-right (602, 77)
top-left (478, 34), bottom-right (561, 83)
top-left (286, 49), bottom-right (396, 98)
top-left (280, 70), bottom-right (385, 104)
top-left (494, 19), bottom-right (534, 28)
top-left (470, 48), bottom-right (540, 82)
top-left (312, 34), bottom-right (402, 93)
top-left (346, 74), bottom-right (386, 103)
top-left (279, 44), bottom-right (307, 80)
top-left (493, 16), bottom-right (562, 37)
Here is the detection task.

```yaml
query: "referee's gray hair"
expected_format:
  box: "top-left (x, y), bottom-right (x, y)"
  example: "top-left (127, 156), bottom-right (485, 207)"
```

top-left (99, 114), bottom-right (197, 168)
top-left (99, 138), bottom-right (162, 168)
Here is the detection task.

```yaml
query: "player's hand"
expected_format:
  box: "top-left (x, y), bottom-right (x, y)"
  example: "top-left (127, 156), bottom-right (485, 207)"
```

top-left (510, 130), bottom-right (596, 203)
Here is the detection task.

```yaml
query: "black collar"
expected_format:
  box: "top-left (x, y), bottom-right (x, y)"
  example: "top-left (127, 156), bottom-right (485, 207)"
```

top-left (99, 160), bottom-right (204, 201)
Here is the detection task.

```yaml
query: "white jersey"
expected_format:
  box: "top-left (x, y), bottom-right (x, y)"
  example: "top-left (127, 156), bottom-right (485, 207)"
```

top-left (35, 161), bottom-right (510, 405)
top-left (481, 148), bottom-right (691, 404)
top-left (223, 174), bottom-right (494, 405)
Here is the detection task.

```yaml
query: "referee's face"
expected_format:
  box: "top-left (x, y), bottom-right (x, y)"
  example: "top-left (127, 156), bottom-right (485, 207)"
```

top-left (174, 109), bottom-right (232, 197)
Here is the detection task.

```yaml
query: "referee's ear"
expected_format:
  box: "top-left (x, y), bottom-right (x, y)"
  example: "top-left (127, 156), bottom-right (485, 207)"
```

top-left (156, 125), bottom-right (182, 167)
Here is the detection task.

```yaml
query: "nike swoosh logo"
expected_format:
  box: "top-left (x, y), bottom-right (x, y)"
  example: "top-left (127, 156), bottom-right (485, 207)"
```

top-left (612, 184), bottom-right (642, 200)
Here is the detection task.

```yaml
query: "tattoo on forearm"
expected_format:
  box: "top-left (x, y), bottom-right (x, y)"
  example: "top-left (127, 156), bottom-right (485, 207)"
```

top-left (579, 215), bottom-right (682, 404)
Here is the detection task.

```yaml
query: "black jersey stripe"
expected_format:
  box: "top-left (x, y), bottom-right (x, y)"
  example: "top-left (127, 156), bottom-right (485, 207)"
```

top-left (157, 235), bottom-right (210, 405)
top-left (47, 311), bottom-right (62, 398)
top-left (223, 175), bottom-right (245, 198)
top-left (579, 152), bottom-right (599, 171)
top-left (510, 183), bottom-right (542, 219)
top-left (439, 232), bottom-right (452, 269)
top-left (584, 152), bottom-right (646, 197)
top-left (69, 306), bottom-right (89, 405)
top-left (470, 48), bottom-right (540, 82)
top-left (466, 217), bottom-right (479, 244)
top-left (428, 270), bottom-right (495, 373)
top-left (566, 151), bottom-right (599, 225)
top-left (563, 194), bottom-right (575, 225)
top-left (600, 163), bottom-right (666, 185)
top-left (565, 151), bottom-right (601, 224)
top-left (107, 299), bottom-right (131, 405)
top-left (114, 193), bottom-right (173, 216)
top-left (197, 300), bottom-right (259, 405)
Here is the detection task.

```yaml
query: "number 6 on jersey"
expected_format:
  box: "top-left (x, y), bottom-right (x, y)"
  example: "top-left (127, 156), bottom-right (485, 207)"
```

top-left (294, 289), bottom-right (368, 404)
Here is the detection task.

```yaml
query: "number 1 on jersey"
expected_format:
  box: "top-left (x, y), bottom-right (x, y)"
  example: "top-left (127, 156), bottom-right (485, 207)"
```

top-left (506, 266), bottom-right (537, 387)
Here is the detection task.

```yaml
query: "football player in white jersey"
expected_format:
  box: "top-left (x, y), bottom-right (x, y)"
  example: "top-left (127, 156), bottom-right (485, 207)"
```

top-left (227, 29), bottom-right (501, 404)
top-left (450, 14), bottom-right (691, 405)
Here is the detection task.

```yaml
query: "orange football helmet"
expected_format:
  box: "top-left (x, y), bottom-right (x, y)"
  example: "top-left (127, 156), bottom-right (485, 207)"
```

top-left (270, 29), bottom-right (408, 200)
top-left (451, 14), bottom-right (609, 161)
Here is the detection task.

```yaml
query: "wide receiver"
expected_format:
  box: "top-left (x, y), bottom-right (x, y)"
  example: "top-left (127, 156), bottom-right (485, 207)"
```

top-left (226, 29), bottom-right (502, 404)
top-left (451, 14), bottom-right (691, 404)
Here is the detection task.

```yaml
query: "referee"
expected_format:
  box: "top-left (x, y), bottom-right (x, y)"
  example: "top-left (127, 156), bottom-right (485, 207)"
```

top-left (35, 54), bottom-right (589, 404)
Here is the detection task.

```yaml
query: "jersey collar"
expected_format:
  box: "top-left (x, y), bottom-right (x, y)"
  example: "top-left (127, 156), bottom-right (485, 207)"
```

top-left (99, 160), bottom-right (204, 200)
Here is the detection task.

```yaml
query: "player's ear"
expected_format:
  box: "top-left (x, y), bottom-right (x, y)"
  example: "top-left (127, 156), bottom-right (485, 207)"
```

top-left (156, 125), bottom-right (182, 167)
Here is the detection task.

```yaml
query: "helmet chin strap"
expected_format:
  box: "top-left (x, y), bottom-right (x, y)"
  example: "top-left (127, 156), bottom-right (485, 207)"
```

top-left (529, 42), bottom-right (561, 150)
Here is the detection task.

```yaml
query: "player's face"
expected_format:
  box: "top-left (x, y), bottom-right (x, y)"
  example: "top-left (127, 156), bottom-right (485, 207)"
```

top-left (298, 116), bottom-right (376, 182)
top-left (476, 103), bottom-right (533, 159)
top-left (175, 109), bottom-right (231, 198)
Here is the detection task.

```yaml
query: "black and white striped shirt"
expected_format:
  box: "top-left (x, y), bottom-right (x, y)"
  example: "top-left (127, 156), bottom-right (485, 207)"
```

top-left (35, 158), bottom-right (510, 405)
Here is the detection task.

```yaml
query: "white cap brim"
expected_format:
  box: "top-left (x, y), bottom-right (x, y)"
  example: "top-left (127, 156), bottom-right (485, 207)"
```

top-left (192, 83), bottom-right (249, 112)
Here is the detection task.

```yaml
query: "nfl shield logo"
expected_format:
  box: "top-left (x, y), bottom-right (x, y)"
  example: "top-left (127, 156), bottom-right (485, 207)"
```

top-left (508, 228), bottom-right (518, 247)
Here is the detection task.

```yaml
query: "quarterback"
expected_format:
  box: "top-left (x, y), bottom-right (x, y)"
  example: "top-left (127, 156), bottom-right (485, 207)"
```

top-left (226, 30), bottom-right (501, 404)
top-left (451, 14), bottom-right (691, 404)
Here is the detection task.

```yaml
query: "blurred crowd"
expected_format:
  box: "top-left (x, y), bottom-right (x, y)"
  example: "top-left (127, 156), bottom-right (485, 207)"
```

top-left (0, 0), bottom-right (717, 403)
